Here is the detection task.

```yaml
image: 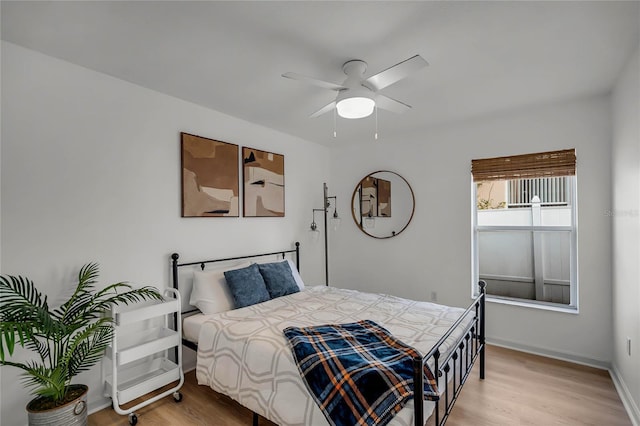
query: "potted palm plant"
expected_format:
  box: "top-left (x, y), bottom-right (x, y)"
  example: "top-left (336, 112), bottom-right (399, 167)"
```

top-left (0, 263), bottom-right (163, 425)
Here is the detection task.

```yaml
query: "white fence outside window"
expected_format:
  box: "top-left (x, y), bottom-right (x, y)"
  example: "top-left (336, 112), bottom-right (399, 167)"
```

top-left (475, 179), bottom-right (577, 309)
top-left (508, 177), bottom-right (568, 207)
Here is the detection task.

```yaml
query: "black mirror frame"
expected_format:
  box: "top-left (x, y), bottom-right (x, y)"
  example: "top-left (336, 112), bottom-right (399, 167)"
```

top-left (350, 170), bottom-right (416, 239)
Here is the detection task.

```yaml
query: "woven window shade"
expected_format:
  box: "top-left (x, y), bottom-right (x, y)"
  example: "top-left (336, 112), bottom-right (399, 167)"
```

top-left (471, 149), bottom-right (576, 182)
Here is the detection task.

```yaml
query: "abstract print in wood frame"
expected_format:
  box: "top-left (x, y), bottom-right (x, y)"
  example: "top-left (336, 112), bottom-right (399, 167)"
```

top-left (242, 147), bottom-right (285, 217)
top-left (181, 133), bottom-right (239, 217)
top-left (377, 178), bottom-right (391, 217)
top-left (360, 176), bottom-right (378, 218)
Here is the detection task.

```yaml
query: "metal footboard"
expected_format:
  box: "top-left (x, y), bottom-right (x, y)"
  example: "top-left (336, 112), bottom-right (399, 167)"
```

top-left (413, 281), bottom-right (486, 426)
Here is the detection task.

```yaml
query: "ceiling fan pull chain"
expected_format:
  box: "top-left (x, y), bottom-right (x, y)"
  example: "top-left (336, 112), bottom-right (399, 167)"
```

top-left (374, 105), bottom-right (379, 140)
top-left (333, 107), bottom-right (337, 138)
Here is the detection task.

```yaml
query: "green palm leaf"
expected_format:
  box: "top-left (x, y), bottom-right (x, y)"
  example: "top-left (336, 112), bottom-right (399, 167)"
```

top-left (66, 322), bottom-right (113, 378)
top-left (0, 275), bottom-right (54, 361)
top-left (91, 285), bottom-right (164, 314)
top-left (19, 362), bottom-right (68, 401)
top-left (0, 275), bottom-right (49, 311)
top-left (54, 263), bottom-right (99, 323)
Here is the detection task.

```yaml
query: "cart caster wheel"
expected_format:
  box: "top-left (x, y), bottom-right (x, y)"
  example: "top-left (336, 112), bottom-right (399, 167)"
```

top-left (173, 391), bottom-right (183, 402)
top-left (129, 413), bottom-right (138, 425)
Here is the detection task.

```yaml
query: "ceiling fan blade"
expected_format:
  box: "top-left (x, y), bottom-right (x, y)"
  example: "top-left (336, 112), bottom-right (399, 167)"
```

top-left (282, 72), bottom-right (346, 91)
top-left (364, 55), bottom-right (428, 91)
top-left (310, 101), bottom-right (336, 118)
top-left (375, 94), bottom-right (412, 114)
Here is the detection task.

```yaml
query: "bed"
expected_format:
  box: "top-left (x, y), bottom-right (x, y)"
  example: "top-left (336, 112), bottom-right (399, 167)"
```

top-left (171, 243), bottom-right (486, 426)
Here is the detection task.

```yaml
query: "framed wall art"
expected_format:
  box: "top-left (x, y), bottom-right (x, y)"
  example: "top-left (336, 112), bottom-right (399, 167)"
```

top-left (360, 176), bottom-right (378, 217)
top-left (242, 147), bottom-right (285, 217)
top-left (181, 132), bottom-right (239, 217)
top-left (377, 177), bottom-right (391, 217)
top-left (358, 176), bottom-right (392, 218)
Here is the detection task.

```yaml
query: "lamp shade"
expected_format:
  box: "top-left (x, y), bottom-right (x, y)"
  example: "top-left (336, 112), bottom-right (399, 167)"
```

top-left (335, 88), bottom-right (375, 119)
top-left (331, 215), bottom-right (342, 231)
top-left (309, 228), bottom-right (320, 243)
top-left (336, 97), bottom-right (375, 119)
top-left (364, 215), bottom-right (376, 229)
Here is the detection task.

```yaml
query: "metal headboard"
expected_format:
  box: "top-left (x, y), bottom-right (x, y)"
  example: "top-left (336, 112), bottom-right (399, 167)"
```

top-left (172, 242), bottom-right (300, 273)
top-left (170, 242), bottom-right (300, 351)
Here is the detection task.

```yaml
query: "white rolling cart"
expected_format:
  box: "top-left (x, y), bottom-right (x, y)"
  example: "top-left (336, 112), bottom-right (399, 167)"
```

top-left (102, 287), bottom-right (184, 425)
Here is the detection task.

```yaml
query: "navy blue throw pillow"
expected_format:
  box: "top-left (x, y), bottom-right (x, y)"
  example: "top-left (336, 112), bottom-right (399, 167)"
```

top-left (224, 263), bottom-right (271, 308)
top-left (258, 261), bottom-right (300, 299)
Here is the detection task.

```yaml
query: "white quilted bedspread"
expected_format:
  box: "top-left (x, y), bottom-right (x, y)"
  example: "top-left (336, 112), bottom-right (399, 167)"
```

top-left (196, 286), bottom-right (468, 426)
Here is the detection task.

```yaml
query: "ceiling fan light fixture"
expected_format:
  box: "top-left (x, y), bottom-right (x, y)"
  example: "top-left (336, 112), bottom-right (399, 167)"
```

top-left (335, 88), bottom-right (375, 119)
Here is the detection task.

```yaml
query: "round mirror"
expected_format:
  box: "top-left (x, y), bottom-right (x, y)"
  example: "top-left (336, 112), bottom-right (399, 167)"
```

top-left (351, 171), bottom-right (415, 239)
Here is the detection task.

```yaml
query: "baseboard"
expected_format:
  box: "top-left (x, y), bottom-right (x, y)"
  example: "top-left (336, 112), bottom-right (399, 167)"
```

top-left (183, 359), bottom-right (197, 373)
top-left (88, 398), bottom-right (112, 416)
top-left (610, 365), bottom-right (640, 426)
top-left (486, 337), bottom-right (610, 370)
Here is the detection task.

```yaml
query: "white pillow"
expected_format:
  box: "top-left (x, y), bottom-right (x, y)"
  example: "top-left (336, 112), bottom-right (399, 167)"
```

top-left (189, 262), bottom-right (250, 314)
top-left (286, 259), bottom-right (305, 291)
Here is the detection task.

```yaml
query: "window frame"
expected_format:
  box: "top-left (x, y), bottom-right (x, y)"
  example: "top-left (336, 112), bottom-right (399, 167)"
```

top-left (471, 175), bottom-right (579, 313)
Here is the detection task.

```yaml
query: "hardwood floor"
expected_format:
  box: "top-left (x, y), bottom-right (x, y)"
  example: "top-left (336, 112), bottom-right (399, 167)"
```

top-left (90, 345), bottom-right (631, 425)
top-left (442, 346), bottom-right (630, 426)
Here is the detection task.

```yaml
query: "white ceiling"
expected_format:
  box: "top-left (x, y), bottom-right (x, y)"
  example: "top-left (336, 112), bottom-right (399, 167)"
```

top-left (2, 1), bottom-right (638, 146)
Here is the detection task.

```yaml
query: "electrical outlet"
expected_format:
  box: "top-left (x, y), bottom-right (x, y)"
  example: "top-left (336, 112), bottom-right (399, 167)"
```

top-left (430, 291), bottom-right (438, 302)
top-left (627, 337), bottom-right (632, 356)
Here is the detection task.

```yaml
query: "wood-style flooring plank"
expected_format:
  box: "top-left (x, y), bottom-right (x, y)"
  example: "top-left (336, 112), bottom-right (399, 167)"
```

top-left (89, 345), bottom-right (631, 425)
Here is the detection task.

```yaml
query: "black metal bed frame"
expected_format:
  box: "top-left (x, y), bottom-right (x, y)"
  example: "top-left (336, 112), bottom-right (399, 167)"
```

top-left (170, 242), bottom-right (486, 426)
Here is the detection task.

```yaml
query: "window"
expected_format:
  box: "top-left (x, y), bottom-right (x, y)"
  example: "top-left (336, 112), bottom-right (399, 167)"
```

top-left (471, 149), bottom-right (578, 311)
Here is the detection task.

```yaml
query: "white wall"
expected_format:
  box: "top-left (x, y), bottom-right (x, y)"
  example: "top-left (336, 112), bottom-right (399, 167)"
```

top-left (611, 45), bottom-right (640, 424)
top-left (0, 42), bottom-right (330, 426)
top-left (330, 95), bottom-right (613, 365)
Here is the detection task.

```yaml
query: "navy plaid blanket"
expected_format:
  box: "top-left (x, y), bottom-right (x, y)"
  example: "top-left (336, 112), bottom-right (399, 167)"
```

top-left (283, 320), bottom-right (438, 426)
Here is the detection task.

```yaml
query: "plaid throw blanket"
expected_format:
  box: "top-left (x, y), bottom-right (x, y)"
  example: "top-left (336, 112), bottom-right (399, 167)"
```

top-left (283, 320), bottom-right (438, 426)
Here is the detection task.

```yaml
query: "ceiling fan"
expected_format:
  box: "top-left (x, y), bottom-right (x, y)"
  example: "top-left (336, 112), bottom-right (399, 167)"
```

top-left (282, 55), bottom-right (428, 120)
